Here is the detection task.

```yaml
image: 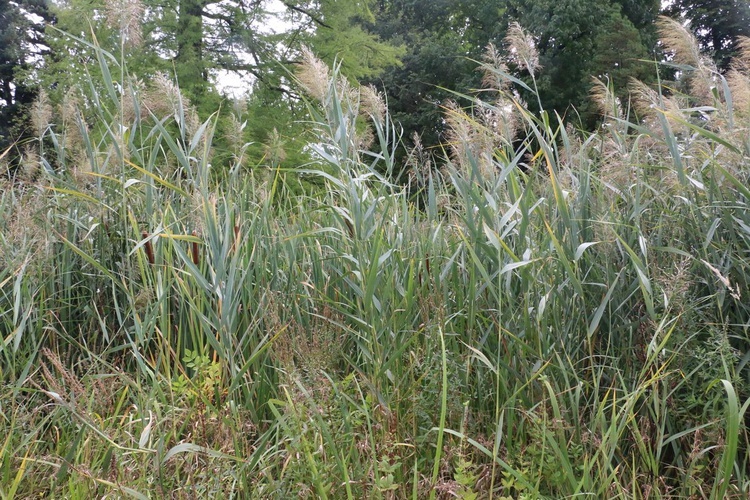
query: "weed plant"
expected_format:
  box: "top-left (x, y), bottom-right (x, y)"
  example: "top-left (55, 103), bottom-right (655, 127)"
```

top-left (1, 22), bottom-right (749, 499)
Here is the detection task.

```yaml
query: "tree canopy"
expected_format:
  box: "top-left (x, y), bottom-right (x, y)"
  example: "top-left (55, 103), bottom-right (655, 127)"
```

top-left (3, 0), bottom-right (748, 175)
top-left (507, 0), bottom-right (659, 125)
top-left (665, 0), bottom-right (750, 70)
top-left (364, 0), bottom-right (508, 157)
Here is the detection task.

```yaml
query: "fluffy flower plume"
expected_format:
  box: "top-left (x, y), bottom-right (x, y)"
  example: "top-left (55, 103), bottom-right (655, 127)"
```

top-left (732, 36), bottom-right (750, 73)
top-left (31, 89), bottom-right (52, 137)
top-left (481, 43), bottom-right (510, 92)
top-left (296, 46), bottom-right (331, 102)
top-left (359, 84), bottom-right (386, 124)
top-left (105, 0), bottom-right (144, 48)
top-left (728, 36), bottom-right (750, 119)
top-left (657, 16), bottom-right (716, 103)
top-left (505, 22), bottom-right (539, 74)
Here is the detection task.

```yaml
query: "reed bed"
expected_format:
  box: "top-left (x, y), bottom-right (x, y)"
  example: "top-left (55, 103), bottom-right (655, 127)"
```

top-left (1, 29), bottom-right (749, 499)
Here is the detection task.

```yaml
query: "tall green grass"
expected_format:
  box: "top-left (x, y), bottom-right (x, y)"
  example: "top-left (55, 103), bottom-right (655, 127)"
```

top-left (1, 26), bottom-right (749, 498)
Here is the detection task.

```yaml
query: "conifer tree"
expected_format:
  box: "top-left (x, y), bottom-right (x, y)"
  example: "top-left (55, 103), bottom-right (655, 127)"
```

top-left (0, 0), bottom-right (51, 159)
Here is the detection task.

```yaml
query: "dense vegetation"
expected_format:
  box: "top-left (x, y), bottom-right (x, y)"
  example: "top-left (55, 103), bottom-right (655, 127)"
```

top-left (3, 0), bottom-right (749, 166)
top-left (2, 1), bottom-right (750, 498)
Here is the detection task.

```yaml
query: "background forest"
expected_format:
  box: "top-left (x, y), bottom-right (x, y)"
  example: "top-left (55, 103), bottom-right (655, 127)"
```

top-left (2, 0), bottom-right (750, 498)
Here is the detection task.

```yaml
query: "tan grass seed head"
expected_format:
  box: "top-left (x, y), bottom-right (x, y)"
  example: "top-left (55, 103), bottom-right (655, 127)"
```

top-left (297, 46), bottom-right (330, 102)
top-left (505, 22), bottom-right (540, 75)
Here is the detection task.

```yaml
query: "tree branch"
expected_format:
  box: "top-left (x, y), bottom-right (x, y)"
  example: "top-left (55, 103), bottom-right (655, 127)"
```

top-left (282, 2), bottom-right (332, 29)
top-left (218, 61), bottom-right (298, 98)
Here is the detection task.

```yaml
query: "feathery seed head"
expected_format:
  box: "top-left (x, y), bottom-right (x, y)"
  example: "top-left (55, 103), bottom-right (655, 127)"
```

top-left (31, 89), bottom-right (52, 138)
top-left (297, 46), bottom-right (330, 102)
top-left (444, 100), bottom-right (498, 180)
top-left (225, 112), bottom-right (246, 152)
top-left (735, 37), bottom-right (750, 70)
top-left (264, 128), bottom-right (286, 166)
top-left (105, 0), bottom-right (144, 48)
top-left (505, 22), bottom-right (539, 75)
top-left (359, 84), bottom-right (386, 124)
top-left (19, 147), bottom-right (40, 183)
top-left (60, 86), bottom-right (82, 126)
top-left (148, 73), bottom-right (187, 118)
top-left (481, 43), bottom-right (510, 92)
top-left (590, 77), bottom-right (622, 119)
top-left (628, 78), bottom-right (684, 118)
top-left (657, 17), bottom-right (702, 68)
top-left (405, 132), bottom-right (432, 190)
top-left (657, 16), bottom-right (717, 103)
top-left (727, 70), bottom-right (750, 120)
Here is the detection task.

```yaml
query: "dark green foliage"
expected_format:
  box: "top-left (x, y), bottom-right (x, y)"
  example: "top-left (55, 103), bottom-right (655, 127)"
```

top-left (302, 0), bottom-right (404, 80)
top-left (0, 0), bottom-right (50, 158)
top-left (173, 0), bottom-right (210, 98)
top-left (589, 6), bottom-right (655, 103)
top-left (509, 0), bottom-right (658, 127)
top-left (365, 0), bottom-right (661, 165)
top-left (365, 0), bottom-right (508, 163)
top-left (664, 0), bottom-right (750, 70)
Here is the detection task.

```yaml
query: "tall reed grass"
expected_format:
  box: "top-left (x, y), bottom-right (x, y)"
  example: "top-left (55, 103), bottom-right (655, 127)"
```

top-left (1, 25), bottom-right (749, 499)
